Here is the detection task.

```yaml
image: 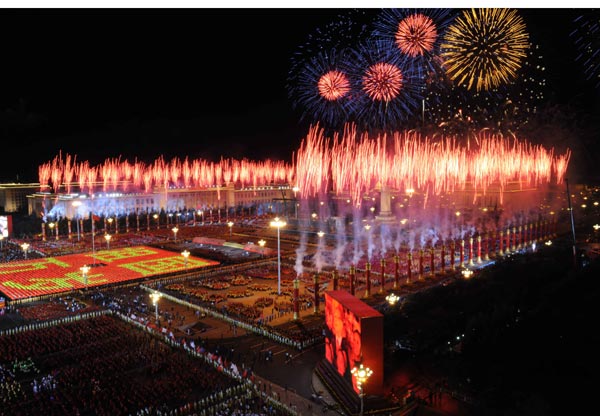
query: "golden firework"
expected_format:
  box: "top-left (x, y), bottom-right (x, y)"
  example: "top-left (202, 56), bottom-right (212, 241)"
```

top-left (441, 8), bottom-right (529, 91)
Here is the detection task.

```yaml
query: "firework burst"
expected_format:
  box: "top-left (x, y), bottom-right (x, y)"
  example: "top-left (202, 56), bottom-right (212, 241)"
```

top-left (288, 10), bottom-right (373, 129)
top-left (288, 49), bottom-right (356, 129)
top-left (349, 40), bottom-right (424, 131)
top-left (373, 9), bottom-right (455, 76)
top-left (441, 8), bottom-right (529, 91)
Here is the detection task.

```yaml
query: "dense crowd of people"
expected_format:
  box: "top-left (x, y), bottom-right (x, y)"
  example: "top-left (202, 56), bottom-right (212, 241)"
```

top-left (0, 315), bottom-right (247, 416)
top-left (17, 297), bottom-right (100, 322)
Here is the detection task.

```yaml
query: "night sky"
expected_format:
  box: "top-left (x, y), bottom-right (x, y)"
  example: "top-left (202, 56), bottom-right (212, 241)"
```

top-left (1, 8), bottom-right (598, 182)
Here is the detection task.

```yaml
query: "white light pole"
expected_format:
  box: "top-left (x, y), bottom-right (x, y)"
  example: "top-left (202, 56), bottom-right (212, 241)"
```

top-left (172, 226), bottom-right (179, 242)
top-left (227, 221), bottom-right (234, 238)
top-left (351, 364), bottom-right (373, 416)
top-left (258, 239), bottom-right (266, 258)
top-left (21, 242), bottom-right (30, 259)
top-left (270, 217), bottom-right (286, 295)
top-left (153, 213), bottom-right (159, 230)
top-left (181, 250), bottom-right (190, 269)
top-left (80, 265), bottom-right (90, 289)
top-left (150, 291), bottom-right (162, 325)
top-left (104, 234), bottom-right (111, 250)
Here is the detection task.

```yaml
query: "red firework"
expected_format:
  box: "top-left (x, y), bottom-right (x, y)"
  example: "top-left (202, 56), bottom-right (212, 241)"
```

top-left (318, 70), bottom-right (351, 101)
top-left (395, 13), bottom-right (437, 57)
top-left (362, 62), bottom-right (403, 102)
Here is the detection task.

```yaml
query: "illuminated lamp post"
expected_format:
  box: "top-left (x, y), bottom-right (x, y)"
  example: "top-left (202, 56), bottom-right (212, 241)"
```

top-left (351, 364), bottom-right (373, 416)
top-left (107, 217), bottom-right (114, 234)
top-left (462, 268), bottom-right (474, 279)
top-left (258, 239), bottom-right (266, 258)
top-left (227, 221), bottom-right (234, 238)
top-left (499, 230), bottom-right (504, 256)
top-left (67, 217), bottom-right (72, 239)
top-left (21, 242), bottom-right (30, 259)
top-left (172, 226), bottom-right (179, 242)
top-left (181, 249), bottom-right (190, 269)
top-left (270, 217), bottom-right (286, 295)
top-left (104, 234), bottom-right (111, 250)
top-left (80, 265), bottom-right (90, 289)
top-left (386, 292), bottom-right (400, 306)
top-left (150, 291), bottom-right (162, 325)
top-left (48, 222), bottom-right (55, 240)
top-left (153, 213), bottom-right (159, 230)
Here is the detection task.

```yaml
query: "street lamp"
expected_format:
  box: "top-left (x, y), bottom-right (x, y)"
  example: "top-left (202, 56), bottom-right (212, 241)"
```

top-left (104, 234), bottom-right (112, 250)
top-left (461, 268), bottom-right (473, 279)
top-left (593, 224), bottom-right (600, 231)
top-left (351, 364), bottom-right (373, 416)
top-left (317, 230), bottom-right (325, 238)
top-left (258, 239), bottom-right (266, 258)
top-left (386, 293), bottom-right (400, 306)
top-left (181, 250), bottom-right (190, 269)
top-left (172, 226), bottom-right (179, 241)
top-left (107, 217), bottom-right (113, 233)
top-left (150, 291), bottom-right (162, 325)
top-left (80, 265), bottom-right (90, 289)
top-left (21, 242), bottom-right (30, 259)
top-left (48, 222), bottom-right (59, 240)
top-left (270, 217), bottom-right (286, 295)
top-left (227, 221), bottom-right (234, 237)
top-left (153, 213), bottom-right (159, 230)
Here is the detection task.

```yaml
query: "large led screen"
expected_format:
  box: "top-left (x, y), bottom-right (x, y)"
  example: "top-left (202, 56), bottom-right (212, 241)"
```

top-left (324, 290), bottom-right (383, 395)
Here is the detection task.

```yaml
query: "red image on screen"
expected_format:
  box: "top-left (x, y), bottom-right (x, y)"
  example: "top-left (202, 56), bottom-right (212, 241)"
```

top-left (324, 290), bottom-right (383, 395)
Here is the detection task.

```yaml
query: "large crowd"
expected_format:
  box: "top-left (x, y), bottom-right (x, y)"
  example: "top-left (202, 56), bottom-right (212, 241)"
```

top-left (0, 315), bottom-right (245, 416)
